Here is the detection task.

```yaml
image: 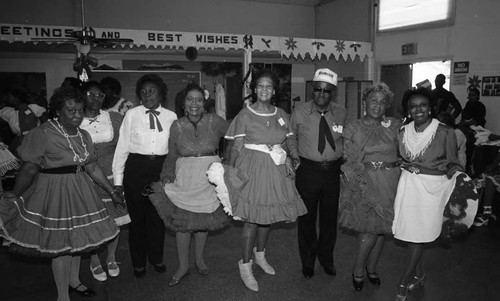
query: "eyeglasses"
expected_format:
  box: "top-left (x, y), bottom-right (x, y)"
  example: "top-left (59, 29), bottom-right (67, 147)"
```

top-left (313, 88), bottom-right (333, 95)
top-left (86, 91), bottom-right (105, 100)
top-left (140, 87), bottom-right (158, 96)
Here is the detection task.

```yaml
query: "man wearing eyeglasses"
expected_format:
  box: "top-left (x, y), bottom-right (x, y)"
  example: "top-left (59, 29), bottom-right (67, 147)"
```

top-left (288, 68), bottom-right (347, 279)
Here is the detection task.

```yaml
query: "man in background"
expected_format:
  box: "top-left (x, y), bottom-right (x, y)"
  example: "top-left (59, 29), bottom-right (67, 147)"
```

top-left (431, 74), bottom-right (462, 119)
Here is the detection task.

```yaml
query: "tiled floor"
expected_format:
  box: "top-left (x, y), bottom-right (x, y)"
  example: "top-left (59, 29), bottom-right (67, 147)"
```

top-left (1, 219), bottom-right (500, 301)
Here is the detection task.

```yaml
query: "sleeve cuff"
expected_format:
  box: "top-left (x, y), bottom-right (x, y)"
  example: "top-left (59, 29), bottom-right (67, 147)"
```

top-left (113, 174), bottom-right (124, 186)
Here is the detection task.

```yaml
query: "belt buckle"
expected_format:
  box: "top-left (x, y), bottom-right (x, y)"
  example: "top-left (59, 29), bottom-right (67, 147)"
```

top-left (76, 166), bottom-right (83, 172)
top-left (371, 161), bottom-right (383, 169)
top-left (408, 166), bottom-right (420, 174)
top-left (320, 161), bottom-right (330, 169)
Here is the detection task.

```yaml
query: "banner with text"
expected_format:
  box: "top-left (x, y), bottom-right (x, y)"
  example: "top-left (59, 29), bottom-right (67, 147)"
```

top-left (0, 23), bottom-right (371, 62)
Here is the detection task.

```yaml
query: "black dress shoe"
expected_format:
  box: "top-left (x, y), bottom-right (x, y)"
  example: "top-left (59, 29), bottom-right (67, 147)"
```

top-left (302, 267), bottom-right (314, 278)
top-left (153, 263), bottom-right (167, 273)
top-left (352, 274), bottom-right (364, 292)
top-left (366, 268), bottom-right (381, 286)
top-left (322, 265), bottom-right (336, 276)
top-left (133, 267), bottom-right (146, 278)
top-left (69, 283), bottom-right (96, 297)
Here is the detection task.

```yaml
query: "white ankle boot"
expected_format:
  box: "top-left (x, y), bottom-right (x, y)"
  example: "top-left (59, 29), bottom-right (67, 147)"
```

top-left (238, 259), bottom-right (258, 291)
top-left (253, 247), bottom-right (275, 275)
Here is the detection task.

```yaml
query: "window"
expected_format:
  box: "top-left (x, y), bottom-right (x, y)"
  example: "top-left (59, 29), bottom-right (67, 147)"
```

top-left (378, 0), bottom-right (454, 32)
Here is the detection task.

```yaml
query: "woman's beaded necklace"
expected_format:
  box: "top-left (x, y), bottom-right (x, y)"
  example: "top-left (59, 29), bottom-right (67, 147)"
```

top-left (50, 119), bottom-right (90, 163)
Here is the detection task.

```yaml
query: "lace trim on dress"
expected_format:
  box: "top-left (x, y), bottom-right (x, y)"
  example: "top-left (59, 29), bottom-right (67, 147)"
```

top-left (402, 119), bottom-right (439, 161)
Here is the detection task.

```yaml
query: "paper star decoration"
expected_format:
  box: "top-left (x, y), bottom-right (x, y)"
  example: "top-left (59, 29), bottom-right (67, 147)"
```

top-left (467, 75), bottom-right (481, 90)
top-left (285, 37), bottom-right (297, 50)
top-left (335, 40), bottom-right (345, 53)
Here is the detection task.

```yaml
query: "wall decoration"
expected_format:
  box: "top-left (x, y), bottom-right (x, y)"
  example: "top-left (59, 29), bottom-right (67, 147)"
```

top-left (467, 75), bottom-right (481, 91)
top-left (0, 23), bottom-right (372, 63)
top-left (481, 76), bottom-right (500, 96)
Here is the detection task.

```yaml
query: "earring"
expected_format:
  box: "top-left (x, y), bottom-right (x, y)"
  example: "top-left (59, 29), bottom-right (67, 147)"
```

top-left (408, 114), bottom-right (411, 118)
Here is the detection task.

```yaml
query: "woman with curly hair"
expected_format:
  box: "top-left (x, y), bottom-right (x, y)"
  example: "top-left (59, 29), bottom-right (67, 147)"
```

top-left (339, 82), bottom-right (401, 292)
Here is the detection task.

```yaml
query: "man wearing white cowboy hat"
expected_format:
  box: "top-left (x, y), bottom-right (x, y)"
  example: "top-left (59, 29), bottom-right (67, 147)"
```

top-left (288, 68), bottom-right (347, 279)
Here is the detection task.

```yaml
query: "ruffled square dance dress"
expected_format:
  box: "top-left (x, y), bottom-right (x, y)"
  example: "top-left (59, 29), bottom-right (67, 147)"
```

top-left (0, 121), bottom-right (119, 257)
top-left (339, 118), bottom-right (401, 234)
top-left (224, 106), bottom-right (307, 224)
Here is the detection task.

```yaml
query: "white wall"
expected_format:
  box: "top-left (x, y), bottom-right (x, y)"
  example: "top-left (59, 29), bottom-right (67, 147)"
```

top-left (374, 0), bottom-right (500, 132)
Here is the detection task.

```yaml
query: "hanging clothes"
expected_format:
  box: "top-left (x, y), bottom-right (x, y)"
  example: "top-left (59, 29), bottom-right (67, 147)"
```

top-left (215, 83), bottom-right (226, 120)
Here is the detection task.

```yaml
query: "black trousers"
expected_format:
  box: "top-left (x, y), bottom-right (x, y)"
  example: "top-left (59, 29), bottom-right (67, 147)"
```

top-left (123, 154), bottom-right (166, 269)
top-left (295, 160), bottom-right (341, 269)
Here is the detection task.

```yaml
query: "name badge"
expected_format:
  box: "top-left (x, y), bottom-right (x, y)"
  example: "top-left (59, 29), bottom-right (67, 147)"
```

top-left (332, 124), bottom-right (343, 133)
top-left (278, 117), bottom-right (285, 126)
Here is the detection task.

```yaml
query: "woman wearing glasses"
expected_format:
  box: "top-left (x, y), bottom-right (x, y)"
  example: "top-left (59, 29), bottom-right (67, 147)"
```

top-left (112, 74), bottom-right (177, 278)
top-left (80, 81), bottom-right (130, 282)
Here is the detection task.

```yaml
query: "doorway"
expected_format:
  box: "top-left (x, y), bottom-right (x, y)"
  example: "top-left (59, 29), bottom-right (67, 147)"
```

top-left (380, 60), bottom-right (451, 118)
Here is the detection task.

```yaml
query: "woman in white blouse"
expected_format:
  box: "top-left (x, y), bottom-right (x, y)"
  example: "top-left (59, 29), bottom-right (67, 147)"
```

top-left (80, 81), bottom-right (129, 282)
top-left (112, 74), bottom-right (177, 278)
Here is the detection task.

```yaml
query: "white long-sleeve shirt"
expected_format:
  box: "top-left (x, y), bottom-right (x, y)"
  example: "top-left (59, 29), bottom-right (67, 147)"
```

top-left (112, 105), bottom-right (177, 185)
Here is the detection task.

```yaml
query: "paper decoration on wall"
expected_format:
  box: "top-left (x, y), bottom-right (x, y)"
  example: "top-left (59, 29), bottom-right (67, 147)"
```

top-left (467, 75), bottom-right (481, 91)
top-left (0, 23), bottom-right (372, 62)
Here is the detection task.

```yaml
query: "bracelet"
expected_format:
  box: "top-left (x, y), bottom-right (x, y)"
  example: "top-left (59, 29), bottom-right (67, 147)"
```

top-left (109, 188), bottom-right (120, 195)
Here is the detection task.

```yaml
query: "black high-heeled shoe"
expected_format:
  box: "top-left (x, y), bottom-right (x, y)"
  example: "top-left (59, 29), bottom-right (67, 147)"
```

top-left (395, 284), bottom-right (409, 301)
top-left (352, 273), bottom-right (364, 292)
top-left (408, 274), bottom-right (426, 291)
top-left (366, 267), bottom-right (381, 286)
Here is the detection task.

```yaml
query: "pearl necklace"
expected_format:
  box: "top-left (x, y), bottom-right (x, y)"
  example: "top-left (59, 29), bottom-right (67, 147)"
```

top-left (50, 119), bottom-right (90, 163)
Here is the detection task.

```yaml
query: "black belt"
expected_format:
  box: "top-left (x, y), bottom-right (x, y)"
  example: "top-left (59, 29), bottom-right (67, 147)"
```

top-left (40, 165), bottom-right (85, 174)
top-left (182, 150), bottom-right (219, 157)
top-left (401, 164), bottom-right (444, 175)
top-left (299, 156), bottom-right (341, 170)
top-left (364, 161), bottom-right (399, 170)
top-left (129, 153), bottom-right (167, 160)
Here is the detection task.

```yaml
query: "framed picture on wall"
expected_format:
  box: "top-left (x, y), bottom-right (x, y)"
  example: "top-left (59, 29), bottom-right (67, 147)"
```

top-left (481, 76), bottom-right (500, 96)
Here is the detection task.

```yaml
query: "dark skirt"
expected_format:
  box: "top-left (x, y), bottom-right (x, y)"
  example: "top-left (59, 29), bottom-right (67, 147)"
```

top-left (149, 182), bottom-right (230, 233)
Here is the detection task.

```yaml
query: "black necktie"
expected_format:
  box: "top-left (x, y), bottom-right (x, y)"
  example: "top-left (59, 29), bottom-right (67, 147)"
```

top-left (146, 109), bottom-right (163, 132)
top-left (318, 111), bottom-right (335, 154)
